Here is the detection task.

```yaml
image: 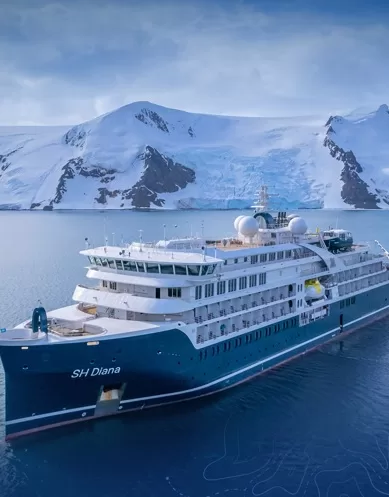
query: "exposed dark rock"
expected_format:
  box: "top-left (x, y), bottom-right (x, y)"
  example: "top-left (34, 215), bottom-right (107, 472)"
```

top-left (324, 135), bottom-right (379, 209)
top-left (95, 188), bottom-right (121, 205)
top-left (78, 165), bottom-right (116, 178)
top-left (51, 159), bottom-right (78, 205)
top-left (0, 148), bottom-right (21, 176)
top-left (100, 176), bottom-right (115, 184)
top-left (122, 146), bottom-right (195, 208)
top-left (43, 205), bottom-right (53, 211)
top-left (30, 202), bottom-right (42, 209)
top-left (63, 126), bottom-right (87, 148)
top-left (188, 126), bottom-right (194, 138)
top-left (325, 116), bottom-right (334, 127)
top-left (49, 158), bottom-right (118, 207)
top-left (135, 108), bottom-right (169, 133)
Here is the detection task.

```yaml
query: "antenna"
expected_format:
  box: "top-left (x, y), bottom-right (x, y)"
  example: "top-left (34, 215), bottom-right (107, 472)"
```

top-left (84, 237), bottom-right (89, 249)
top-left (163, 224), bottom-right (166, 246)
top-left (139, 229), bottom-right (143, 252)
top-left (112, 232), bottom-right (115, 246)
top-left (201, 220), bottom-right (204, 240)
top-left (103, 216), bottom-right (107, 246)
top-left (252, 184), bottom-right (279, 213)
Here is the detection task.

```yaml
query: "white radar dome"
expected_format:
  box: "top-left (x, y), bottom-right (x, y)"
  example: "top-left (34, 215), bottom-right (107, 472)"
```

top-left (238, 216), bottom-right (259, 237)
top-left (234, 215), bottom-right (246, 231)
top-left (288, 216), bottom-right (308, 235)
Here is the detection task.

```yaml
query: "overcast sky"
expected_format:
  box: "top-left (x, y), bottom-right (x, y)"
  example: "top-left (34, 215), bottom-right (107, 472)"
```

top-left (2, 0), bottom-right (389, 125)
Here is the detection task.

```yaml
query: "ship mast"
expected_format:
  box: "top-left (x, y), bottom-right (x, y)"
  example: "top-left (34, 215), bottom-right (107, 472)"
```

top-left (251, 185), bottom-right (279, 213)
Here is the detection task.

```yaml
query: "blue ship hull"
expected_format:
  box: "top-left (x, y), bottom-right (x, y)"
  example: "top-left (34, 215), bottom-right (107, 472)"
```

top-left (2, 283), bottom-right (389, 439)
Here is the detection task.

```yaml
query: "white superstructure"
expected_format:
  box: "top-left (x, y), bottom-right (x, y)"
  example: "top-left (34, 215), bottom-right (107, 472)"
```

top-left (4, 210), bottom-right (389, 351)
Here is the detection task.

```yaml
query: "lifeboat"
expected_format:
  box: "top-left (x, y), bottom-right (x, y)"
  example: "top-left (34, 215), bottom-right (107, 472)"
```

top-left (305, 279), bottom-right (325, 300)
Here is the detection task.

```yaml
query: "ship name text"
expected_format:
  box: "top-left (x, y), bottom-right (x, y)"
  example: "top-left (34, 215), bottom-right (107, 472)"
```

top-left (71, 367), bottom-right (121, 378)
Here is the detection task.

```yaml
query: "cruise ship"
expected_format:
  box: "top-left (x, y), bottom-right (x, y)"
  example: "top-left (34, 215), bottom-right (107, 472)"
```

top-left (1, 190), bottom-right (389, 439)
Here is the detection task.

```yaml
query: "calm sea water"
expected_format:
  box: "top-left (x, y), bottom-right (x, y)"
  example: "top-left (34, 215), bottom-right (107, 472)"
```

top-left (1, 209), bottom-right (389, 497)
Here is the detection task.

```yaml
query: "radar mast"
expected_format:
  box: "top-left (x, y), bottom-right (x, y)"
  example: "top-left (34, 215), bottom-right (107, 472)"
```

top-left (251, 185), bottom-right (279, 213)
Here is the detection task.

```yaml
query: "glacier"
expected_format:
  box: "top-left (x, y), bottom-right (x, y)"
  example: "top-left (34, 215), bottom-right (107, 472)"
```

top-left (0, 101), bottom-right (389, 210)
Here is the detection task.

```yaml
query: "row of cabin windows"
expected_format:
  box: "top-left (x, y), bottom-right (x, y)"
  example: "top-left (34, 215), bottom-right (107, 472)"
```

top-left (199, 316), bottom-right (299, 359)
top-left (88, 256), bottom-right (216, 277)
top-left (101, 280), bottom-right (181, 298)
top-left (195, 273), bottom-right (267, 300)
top-left (102, 281), bottom-right (117, 290)
top-left (224, 250), bottom-right (294, 266)
top-left (168, 288), bottom-right (182, 298)
top-left (340, 296), bottom-right (356, 308)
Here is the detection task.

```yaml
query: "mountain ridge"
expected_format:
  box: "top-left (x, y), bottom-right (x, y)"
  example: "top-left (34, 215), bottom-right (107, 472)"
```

top-left (0, 101), bottom-right (388, 211)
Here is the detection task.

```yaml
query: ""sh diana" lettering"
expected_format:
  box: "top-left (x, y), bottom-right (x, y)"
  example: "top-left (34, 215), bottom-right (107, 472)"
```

top-left (71, 367), bottom-right (121, 378)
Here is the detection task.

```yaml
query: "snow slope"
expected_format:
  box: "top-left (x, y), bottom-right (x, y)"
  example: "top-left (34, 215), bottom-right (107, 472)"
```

top-left (0, 101), bottom-right (388, 210)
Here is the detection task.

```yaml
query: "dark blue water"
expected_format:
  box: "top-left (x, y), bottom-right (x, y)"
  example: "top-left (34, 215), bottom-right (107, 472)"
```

top-left (1, 209), bottom-right (389, 497)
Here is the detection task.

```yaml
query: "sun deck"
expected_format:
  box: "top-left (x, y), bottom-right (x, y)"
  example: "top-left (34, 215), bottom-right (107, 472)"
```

top-left (81, 245), bottom-right (222, 264)
top-left (0, 304), bottom-right (168, 344)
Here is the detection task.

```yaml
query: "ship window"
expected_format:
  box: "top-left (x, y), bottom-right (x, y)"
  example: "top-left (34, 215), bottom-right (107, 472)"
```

top-left (260, 254), bottom-right (267, 263)
top-left (136, 262), bottom-right (145, 272)
top-left (207, 265), bottom-right (217, 275)
top-left (258, 273), bottom-right (267, 285)
top-left (101, 258), bottom-right (108, 267)
top-left (95, 257), bottom-right (102, 266)
top-left (175, 265), bottom-right (187, 275)
top-left (146, 263), bottom-right (160, 274)
top-left (102, 280), bottom-right (107, 287)
top-left (107, 259), bottom-right (116, 269)
top-left (115, 260), bottom-right (123, 270)
top-left (346, 298), bottom-right (351, 306)
top-left (88, 256), bottom-right (96, 265)
top-left (277, 251), bottom-right (284, 260)
top-left (269, 253), bottom-right (276, 261)
top-left (201, 265), bottom-right (209, 276)
top-left (351, 296), bottom-right (356, 304)
top-left (160, 264), bottom-right (174, 274)
top-left (168, 288), bottom-right (182, 298)
top-left (123, 260), bottom-right (136, 271)
top-left (285, 250), bottom-right (292, 258)
top-left (255, 330), bottom-right (261, 340)
top-left (239, 277), bottom-right (247, 290)
top-left (195, 286), bottom-right (202, 300)
top-left (234, 258), bottom-right (238, 264)
top-left (340, 300), bottom-right (344, 309)
top-left (235, 337), bottom-right (241, 347)
top-left (228, 279), bottom-right (237, 292)
top-left (249, 275), bottom-right (257, 287)
top-left (122, 260), bottom-right (131, 270)
top-left (188, 265), bottom-right (201, 276)
top-left (251, 255), bottom-right (258, 264)
top-left (244, 257), bottom-right (248, 262)
top-left (109, 282), bottom-right (117, 290)
top-left (217, 281), bottom-right (226, 295)
top-left (205, 283), bottom-right (214, 298)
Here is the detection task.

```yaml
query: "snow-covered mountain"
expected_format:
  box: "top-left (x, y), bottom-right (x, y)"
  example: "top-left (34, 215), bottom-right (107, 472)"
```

top-left (1, 101), bottom-right (389, 210)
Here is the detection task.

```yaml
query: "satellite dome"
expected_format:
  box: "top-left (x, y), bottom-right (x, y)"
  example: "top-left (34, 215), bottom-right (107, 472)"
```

top-left (286, 213), bottom-right (299, 221)
top-left (234, 215), bottom-right (246, 231)
top-left (238, 216), bottom-right (259, 237)
top-left (288, 216), bottom-right (308, 235)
